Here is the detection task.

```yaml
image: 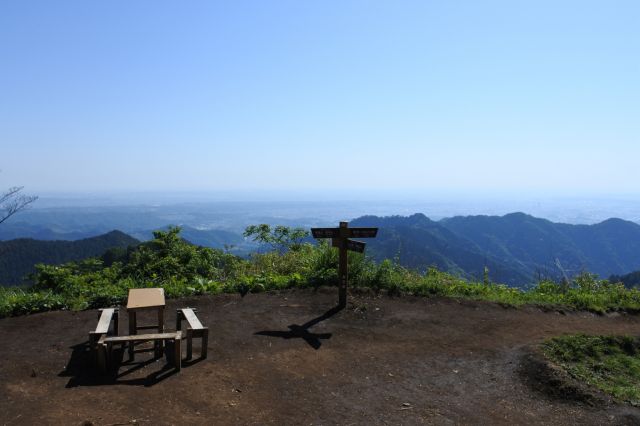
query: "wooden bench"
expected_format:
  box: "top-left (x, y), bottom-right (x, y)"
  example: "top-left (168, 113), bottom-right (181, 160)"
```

top-left (96, 331), bottom-right (182, 373)
top-left (89, 308), bottom-right (119, 349)
top-left (176, 308), bottom-right (209, 360)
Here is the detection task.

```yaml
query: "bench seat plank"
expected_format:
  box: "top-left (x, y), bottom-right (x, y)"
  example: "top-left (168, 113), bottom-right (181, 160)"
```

top-left (182, 308), bottom-right (204, 329)
top-left (94, 308), bottom-right (116, 334)
top-left (103, 332), bottom-right (181, 343)
top-left (177, 307), bottom-right (208, 360)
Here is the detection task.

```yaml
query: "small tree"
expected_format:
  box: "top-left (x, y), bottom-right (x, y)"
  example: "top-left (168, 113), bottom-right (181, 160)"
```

top-left (243, 224), bottom-right (309, 252)
top-left (0, 186), bottom-right (37, 225)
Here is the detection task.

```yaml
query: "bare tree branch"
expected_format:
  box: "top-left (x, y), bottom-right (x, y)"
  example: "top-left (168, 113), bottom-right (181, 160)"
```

top-left (0, 186), bottom-right (38, 225)
top-left (0, 186), bottom-right (23, 205)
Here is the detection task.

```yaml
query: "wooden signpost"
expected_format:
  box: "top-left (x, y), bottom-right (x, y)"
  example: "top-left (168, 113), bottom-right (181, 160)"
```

top-left (311, 221), bottom-right (378, 308)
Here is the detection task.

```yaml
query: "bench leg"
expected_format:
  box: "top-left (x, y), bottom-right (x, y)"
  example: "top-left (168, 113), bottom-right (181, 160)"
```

top-left (201, 329), bottom-right (209, 359)
top-left (128, 311), bottom-right (136, 360)
top-left (154, 340), bottom-right (161, 359)
top-left (176, 309), bottom-right (183, 331)
top-left (90, 333), bottom-right (99, 367)
top-left (97, 341), bottom-right (113, 375)
top-left (186, 329), bottom-right (193, 360)
top-left (174, 337), bottom-right (181, 372)
top-left (113, 310), bottom-right (119, 336)
top-left (89, 333), bottom-right (98, 351)
top-left (97, 343), bottom-right (107, 374)
top-left (158, 308), bottom-right (164, 357)
top-left (106, 342), bottom-right (114, 373)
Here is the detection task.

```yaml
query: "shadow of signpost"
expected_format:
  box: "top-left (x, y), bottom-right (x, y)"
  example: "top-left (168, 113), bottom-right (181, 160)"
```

top-left (254, 305), bottom-right (343, 350)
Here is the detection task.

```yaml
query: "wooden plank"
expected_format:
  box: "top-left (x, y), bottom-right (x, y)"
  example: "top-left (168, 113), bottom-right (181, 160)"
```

top-left (94, 308), bottom-right (115, 334)
top-left (103, 332), bottom-right (181, 343)
top-left (182, 308), bottom-right (204, 329)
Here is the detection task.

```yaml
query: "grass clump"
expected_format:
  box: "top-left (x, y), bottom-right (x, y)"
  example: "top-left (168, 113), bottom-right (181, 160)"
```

top-left (1, 226), bottom-right (640, 317)
top-left (542, 334), bottom-right (640, 404)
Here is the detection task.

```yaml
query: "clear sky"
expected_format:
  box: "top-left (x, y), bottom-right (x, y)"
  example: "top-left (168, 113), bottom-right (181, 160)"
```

top-left (1, 1), bottom-right (638, 196)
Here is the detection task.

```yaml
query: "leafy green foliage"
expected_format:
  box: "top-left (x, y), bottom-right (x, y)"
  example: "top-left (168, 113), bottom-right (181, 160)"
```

top-left (243, 224), bottom-right (309, 252)
top-left (2, 226), bottom-right (640, 318)
top-left (542, 334), bottom-right (640, 404)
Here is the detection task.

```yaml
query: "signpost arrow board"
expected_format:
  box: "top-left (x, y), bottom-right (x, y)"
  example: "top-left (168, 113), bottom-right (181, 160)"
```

top-left (311, 228), bottom-right (340, 239)
top-left (347, 228), bottom-right (378, 238)
top-left (331, 238), bottom-right (366, 253)
top-left (345, 239), bottom-right (366, 253)
top-left (311, 222), bottom-right (378, 308)
top-left (331, 238), bottom-right (367, 253)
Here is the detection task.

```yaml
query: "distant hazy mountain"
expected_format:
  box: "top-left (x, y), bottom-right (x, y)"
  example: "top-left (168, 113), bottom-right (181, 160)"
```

top-left (0, 231), bottom-right (140, 286)
top-left (350, 213), bottom-right (640, 287)
top-left (129, 225), bottom-right (244, 250)
top-left (0, 224), bottom-right (98, 241)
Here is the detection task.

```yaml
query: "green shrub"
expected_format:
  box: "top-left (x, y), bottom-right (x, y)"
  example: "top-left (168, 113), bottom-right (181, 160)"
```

top-left (0, 287), bottom-right (68, 317)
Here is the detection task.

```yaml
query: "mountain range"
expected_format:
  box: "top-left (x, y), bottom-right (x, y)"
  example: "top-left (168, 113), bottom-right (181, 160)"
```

top-left (350, 213), bottom-right (640, 287)
top-left (2, 212), bottom-right (640, 288)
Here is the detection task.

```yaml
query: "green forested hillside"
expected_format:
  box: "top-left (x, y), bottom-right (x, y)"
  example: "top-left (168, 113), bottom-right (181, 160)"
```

top-left (610, 270), bottom-right (640, 288)
top-left (351, 213), bottom-right (640, 287)
top-left (349, 214), bottom-right (530, 285)
top-left (0, 231), bottom-right (139, 285)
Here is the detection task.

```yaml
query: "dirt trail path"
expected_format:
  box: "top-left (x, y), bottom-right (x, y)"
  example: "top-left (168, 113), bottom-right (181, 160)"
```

top-left (1, 289), bottom-right (639, 425)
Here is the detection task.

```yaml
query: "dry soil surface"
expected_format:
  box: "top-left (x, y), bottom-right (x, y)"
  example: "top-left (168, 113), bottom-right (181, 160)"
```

top-left (1, 288), bottom-right (640, 425)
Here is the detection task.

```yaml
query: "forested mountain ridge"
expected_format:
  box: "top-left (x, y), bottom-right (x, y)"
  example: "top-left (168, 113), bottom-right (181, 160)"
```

top-left (349, 214), bottom-right (530, 285)
top-left (610, 270), bottom-right (640, 288)
top-left (3, 212), bottom-right (640, 288)
top-left (0, 231), bottom-right (140, 285)
top-left (351, 213), bottom-right (640, 287)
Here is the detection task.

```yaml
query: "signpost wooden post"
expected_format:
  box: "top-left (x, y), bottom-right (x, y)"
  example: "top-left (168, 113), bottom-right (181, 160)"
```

top-left (311, 221), bottom-right (378, 308)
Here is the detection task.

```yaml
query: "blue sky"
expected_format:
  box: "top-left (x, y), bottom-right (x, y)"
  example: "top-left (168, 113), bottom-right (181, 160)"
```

top-left (1, 1), bottom-right (638, 196)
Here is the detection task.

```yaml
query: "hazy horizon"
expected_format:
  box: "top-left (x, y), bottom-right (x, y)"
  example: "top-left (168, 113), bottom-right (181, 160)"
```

top-left (11, 190), bottom-right (640, 227)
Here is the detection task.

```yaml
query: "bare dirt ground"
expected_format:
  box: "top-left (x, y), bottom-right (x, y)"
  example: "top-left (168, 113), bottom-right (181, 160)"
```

top-left (1, 288), bottom-right (640, 425)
